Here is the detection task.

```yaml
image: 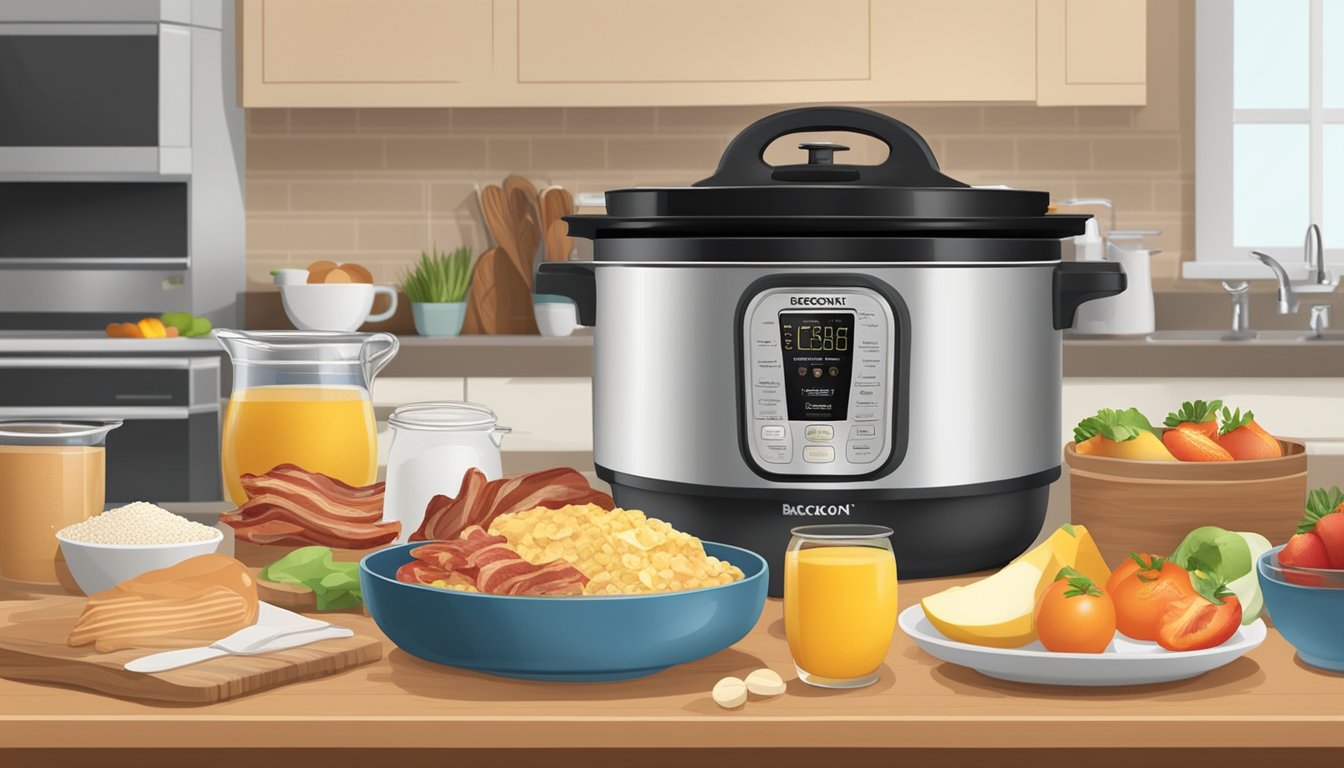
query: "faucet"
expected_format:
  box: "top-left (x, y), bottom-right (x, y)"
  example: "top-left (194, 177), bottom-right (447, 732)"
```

top-left (1252, 224), bottom-right (1339, 331)
top-left (1251, 251), bottom-right (1302, 314)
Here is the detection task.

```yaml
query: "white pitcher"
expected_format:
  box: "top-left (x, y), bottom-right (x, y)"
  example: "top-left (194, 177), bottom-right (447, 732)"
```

top-left (1073, 230), bottom-right (1158, 335)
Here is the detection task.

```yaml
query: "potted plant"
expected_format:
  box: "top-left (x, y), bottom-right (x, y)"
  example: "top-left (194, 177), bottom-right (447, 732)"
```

top-left (402, 246), bottom-right (473, 337)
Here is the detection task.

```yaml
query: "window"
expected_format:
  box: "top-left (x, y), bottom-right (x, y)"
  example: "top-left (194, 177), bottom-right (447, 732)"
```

top-left (1189, 0), bottom-right (1344, 279)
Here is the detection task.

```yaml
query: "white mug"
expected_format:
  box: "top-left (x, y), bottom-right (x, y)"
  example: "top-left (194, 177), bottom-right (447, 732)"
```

top-left (280, 283), bottom-right (399, 332)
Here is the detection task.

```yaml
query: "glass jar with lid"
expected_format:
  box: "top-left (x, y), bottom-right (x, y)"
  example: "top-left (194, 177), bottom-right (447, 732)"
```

top-left (0, 420), bottom-right (121, 587)
top-left (383, 402), bottom-right (510, 542)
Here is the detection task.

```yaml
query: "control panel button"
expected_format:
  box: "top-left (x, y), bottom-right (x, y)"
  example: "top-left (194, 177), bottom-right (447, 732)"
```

top-left (853, 408), bottom-right (880, 422)
top-left (802, 445), bottom-right (835, 463)
top-left (846, 441), bottom-right (878, 463)
top-left (804, 425), bottom-right (834, 442)
top-left (850, 425), bottom-right (877, 439)
top-left (760, 430), bottom-right (792, 463)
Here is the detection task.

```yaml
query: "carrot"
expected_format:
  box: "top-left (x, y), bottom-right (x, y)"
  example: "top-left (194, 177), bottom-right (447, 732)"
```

top-left (1216, 407), bottom-right (1281, 460)
top-left (1162, 426), bottom-right (1234, 462)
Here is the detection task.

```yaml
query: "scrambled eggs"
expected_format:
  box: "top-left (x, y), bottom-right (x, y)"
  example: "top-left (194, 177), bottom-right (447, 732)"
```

top-left (488, 504), bottom-right (745, 595)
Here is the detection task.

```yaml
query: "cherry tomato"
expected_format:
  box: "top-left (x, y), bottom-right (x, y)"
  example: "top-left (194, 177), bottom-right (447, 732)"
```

top-left (1105, 553), bottom-right (1195, 641)
top-left (1035, 575), bottom-right (1117, 654)
top-left (1156, 591), bottom-right (1242, 652)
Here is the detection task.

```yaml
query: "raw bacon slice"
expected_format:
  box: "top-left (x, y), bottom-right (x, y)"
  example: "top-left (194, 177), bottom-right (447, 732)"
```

top-left (410, 467), bottom-right (614, 542)
top-left (395, 525), bottom-right (588, 597)
top-left (241, 463), bottom-right (384, 515)
top-left (224, 513), bottom-right (400, 548)
top-left (222, 464), bottom-right (396, 549)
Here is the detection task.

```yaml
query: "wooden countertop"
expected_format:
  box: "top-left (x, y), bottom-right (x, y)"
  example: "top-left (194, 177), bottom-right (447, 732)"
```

top-left (2, 575), bottom-right (1342, 767)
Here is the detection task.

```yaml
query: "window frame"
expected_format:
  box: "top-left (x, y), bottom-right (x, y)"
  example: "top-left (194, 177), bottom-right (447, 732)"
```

top-left (1188, 0), bottom-right (1337, 280)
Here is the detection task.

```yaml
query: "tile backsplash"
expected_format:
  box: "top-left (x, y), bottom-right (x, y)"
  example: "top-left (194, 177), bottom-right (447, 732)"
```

top-left (246, 2), bottom-right (1191, 289)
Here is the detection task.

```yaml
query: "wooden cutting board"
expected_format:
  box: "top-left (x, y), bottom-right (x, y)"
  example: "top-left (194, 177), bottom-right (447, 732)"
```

top-left (0, 596), bottom-right (382, 704)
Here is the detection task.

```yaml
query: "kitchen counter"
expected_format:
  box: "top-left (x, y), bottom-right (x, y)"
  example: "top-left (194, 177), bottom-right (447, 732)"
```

top-left (1065, 335), bottom-right (1344, 377)
top-left (2, 575), bottom-right (1342, 768)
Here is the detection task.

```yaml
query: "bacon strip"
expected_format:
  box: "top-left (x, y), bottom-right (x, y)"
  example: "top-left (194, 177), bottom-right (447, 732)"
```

top-left (410, 467), bottom-right (614, 542)
top-left (222, 464), bottom-right (396, 549)
top-left (396, 525), bottom-right (587, 597)
top-left (241, 463), bottom-right (384, 514)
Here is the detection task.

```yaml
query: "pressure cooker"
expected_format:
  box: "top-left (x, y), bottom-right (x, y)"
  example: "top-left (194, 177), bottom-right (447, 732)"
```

top-left (537, 107), bottom-right (1124, 596)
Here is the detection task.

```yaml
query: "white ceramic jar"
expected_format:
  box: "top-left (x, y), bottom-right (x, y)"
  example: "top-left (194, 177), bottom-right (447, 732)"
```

top-left (384, 402), bottom-right (509, 542)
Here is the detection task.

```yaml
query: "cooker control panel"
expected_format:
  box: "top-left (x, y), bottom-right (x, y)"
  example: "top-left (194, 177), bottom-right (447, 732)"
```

top-left (741, 286), bottom-right (895, 476)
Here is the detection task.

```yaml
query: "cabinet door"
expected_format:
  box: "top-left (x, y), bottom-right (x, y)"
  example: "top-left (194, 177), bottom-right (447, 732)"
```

top-left (509, 0), bottom-right (890, 106)
top-left (238, 0), bottom-right (495, 107)
top-left (1037, 0), bottom-right (1147, 106)
top-left (878, 0), bottom-right (1036, 102)
top-left (517, 0), bottom-right (869, 85)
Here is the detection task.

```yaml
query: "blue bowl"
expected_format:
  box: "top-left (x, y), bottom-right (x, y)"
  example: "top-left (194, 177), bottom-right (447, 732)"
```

top-left (360, 541), bottom-right (768, 681)
top-left (1258, 544), bottom-right (1344, 672)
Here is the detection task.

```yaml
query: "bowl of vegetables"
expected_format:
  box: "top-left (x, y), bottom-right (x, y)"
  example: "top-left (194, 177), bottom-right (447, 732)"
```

top-left (1064, 401), bottom-right (1306, 565)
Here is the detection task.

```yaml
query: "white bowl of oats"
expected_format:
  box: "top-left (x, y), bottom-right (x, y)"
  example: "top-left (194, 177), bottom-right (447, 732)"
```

top-left (56, 502), bottom-right (223, 595)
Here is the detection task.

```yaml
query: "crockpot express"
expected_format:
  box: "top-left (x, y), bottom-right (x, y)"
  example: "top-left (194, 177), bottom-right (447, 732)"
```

top-left (538, 107), bottom-right (1124, 596)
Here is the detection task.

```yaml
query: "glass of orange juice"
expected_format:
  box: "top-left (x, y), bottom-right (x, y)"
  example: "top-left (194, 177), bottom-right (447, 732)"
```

top-left (784, 524), bottom-right (898, 689)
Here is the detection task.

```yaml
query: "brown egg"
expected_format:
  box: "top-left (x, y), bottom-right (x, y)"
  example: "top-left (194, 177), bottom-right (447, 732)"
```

top-left (338, 262), bottom-right (374, 284)
top-left (323, 267), bottom-right (354, 284)
top-left (306, 259), bottom-right (338, 284)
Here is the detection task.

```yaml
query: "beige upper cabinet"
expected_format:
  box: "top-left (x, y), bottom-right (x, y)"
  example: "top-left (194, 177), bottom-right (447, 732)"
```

top-left (238, 0), bottom-right (495, 107)
top-left (1037, 0), bottom-right (1147, 106)
top-left (238, 0), bottom-right (1146, 108)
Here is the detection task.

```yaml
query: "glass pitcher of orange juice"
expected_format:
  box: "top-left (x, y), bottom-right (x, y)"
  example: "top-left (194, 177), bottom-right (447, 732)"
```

top-left (216, 330), bottom-right (398, 504)
top-left (785, 524), bottom-right (898, 689)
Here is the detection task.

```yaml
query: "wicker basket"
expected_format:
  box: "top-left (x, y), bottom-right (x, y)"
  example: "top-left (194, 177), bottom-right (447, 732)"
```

top-left (1064, 438), bottom-right (1307, 565)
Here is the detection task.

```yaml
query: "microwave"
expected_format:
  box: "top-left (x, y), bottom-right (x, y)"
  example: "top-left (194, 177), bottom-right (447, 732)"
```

top-left (0, 1), bottom-right (243, 330)
top-left (0, 2), bottom-right (225, 176)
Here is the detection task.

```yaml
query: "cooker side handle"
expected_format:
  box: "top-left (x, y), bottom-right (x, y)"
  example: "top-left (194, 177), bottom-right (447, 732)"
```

top-left (536, 262), bottom-right (597, 326)
top-left (1054, 261), bottom-right (1127, 330)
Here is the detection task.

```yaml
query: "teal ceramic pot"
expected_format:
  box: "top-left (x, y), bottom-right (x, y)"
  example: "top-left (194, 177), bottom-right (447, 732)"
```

top-left (412, 302), bottom-right (467, 337)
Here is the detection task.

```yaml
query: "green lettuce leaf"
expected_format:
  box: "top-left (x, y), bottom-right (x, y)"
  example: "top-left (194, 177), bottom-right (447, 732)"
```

top-left (260, 546), bottom-right (362, 611)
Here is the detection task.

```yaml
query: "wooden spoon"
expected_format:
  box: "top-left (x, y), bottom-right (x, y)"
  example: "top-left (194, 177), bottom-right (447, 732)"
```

top-left (539, 187), bottom-right (575, 261)
top-left (479, 185), bottom-right (518, 260)
top-left (545, 220), bottom-right (572, 263)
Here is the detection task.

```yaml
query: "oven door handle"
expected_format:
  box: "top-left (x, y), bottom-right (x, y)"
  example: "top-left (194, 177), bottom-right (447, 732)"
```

top-left (0, 406), bottom-right (204, 420)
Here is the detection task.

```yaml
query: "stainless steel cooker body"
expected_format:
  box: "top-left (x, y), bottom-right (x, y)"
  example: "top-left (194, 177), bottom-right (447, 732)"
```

top-left (591, 256), bottom-right (1062, 494)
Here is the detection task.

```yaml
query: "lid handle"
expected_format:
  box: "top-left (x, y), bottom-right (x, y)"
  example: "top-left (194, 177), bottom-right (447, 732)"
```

top-left (799, 141), bottom-right (848, 165)
top-left (694, 107), bottom-right (966, 189)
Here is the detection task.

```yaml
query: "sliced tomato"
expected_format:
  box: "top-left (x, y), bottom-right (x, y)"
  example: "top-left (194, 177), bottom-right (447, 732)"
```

top-left (1105, 554), bottom-right (1195, 641)
top-left (1156, 592), bottom-right (1242, 652)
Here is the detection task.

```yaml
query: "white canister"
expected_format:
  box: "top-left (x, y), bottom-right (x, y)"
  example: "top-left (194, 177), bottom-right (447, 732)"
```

top-left (384, 402), bottom-right (510, 543)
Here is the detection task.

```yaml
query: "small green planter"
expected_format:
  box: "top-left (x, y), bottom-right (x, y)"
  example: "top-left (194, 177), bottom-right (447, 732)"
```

top-left (412, 302), bottom-right (467, 337)
top-left (402, 246), bottom-right (474, 337)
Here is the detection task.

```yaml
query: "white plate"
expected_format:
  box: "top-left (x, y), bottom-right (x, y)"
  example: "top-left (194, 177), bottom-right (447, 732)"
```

top-left (899, 605), bottom-right (1266, 686)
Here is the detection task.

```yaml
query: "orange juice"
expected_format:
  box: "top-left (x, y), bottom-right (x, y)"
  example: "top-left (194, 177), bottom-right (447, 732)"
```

top-left (221, 385), bottom-right (376, 503)
top-left (784, 545), bottom-right (898, 680)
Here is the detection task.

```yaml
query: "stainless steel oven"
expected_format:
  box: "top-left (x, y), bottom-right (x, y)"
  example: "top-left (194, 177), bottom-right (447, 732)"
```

top-left (0, 355), bottom-right (223, 502)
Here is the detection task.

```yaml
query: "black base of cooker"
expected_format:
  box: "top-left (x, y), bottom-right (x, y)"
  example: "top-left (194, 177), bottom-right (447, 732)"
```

top-left (598, 467), bottom-right (1056, 597)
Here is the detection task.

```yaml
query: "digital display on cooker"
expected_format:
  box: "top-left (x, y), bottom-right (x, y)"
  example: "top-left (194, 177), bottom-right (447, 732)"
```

top-left (779, 311), bottom-right (855, 421)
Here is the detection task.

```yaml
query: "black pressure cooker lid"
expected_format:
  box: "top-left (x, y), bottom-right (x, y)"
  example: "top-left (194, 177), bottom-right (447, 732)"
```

top-left (566, 107), bottom-right (1089, 241)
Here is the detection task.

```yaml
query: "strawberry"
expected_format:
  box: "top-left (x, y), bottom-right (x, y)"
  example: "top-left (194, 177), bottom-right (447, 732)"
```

top-left (1215, 407), bottom-right (1281, 460)
top-left (1162, 425), bottom-right (1234, 461)
top-left (1280, 532), bottom-right (1331, 585)
top-left (1298, 486), bottom-right (1344, 568)
top-left (1163, 399), bottom-right (1222, 439)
